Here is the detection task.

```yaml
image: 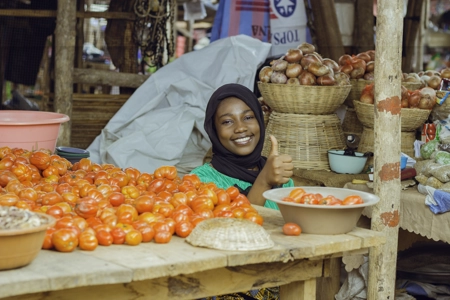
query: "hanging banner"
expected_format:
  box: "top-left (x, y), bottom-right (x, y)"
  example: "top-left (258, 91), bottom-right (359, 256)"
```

top-left (269, 0), bottom-right (308, 56)
top-left (210, 0), bottom-right (271, 43)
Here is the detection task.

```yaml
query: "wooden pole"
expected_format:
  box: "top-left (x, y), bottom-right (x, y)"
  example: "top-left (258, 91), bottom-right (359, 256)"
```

top-left (354, 0), bottom-right (375, 53)
top-left (73, 68), bottom-right (149, 88)
top-left (54, 0), bottom-right (76, 146)
top-left (367, 0), bottom-right (403, 298)
top-left (402, 0), bottom-right (424, 73)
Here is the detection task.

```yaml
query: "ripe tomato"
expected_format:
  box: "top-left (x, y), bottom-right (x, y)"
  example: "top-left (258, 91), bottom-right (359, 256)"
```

top-left (96, 230), bottom-right (113, 246)
top-left (52, 228), bottom-right (79, 252)
top-left (108, 191), bottom-right (126, 207)
top-left (46, 205), bottom-right (65, 219)
top-left (226, 186), bottom-right (240, 200)
top-left (288, 188), bottom-right (306, 202)
top-left (153, 166), bottom-right (177, 180)
top-left (79, 231), bottom-right (98, 251)
top-left (134, 195), bottom-right (155, 213)
top-left (137, 225), bottom-right (155, 242)
top-left (175, 221), bottom-right (194, 238)
top-left (319, 196), bottom-right (343, 206)
top-left (154, 230), bottom-right (172, 244)
top-left (42, 227), bottom-right (56, 249)
top-left (244, 211), bottom-right (264, 225)
top-left (342, 195), bottom-right (363, 205)
top-left (125, 229), bottom-right (143, 246)
top-left (110, 227), bottom-right (126, 244)
top-left (282, 223), bottom-right (302, 236)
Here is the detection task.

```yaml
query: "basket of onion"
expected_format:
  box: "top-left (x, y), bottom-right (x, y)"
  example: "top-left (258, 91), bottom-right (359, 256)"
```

top-left (257, 43), bottom-right (352, 115)
top-left (353, 84), bottom-right (434, 131)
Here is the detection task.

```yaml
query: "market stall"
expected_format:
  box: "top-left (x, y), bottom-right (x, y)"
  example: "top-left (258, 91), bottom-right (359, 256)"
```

top-left (0, 206), bottom-right (385, 300)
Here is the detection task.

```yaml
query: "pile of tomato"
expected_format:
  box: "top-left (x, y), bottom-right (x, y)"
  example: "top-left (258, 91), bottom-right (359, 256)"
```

top-left (282, 188), bottom-right (364, 205)
top-left (0, 147), bottom-right (264, 252)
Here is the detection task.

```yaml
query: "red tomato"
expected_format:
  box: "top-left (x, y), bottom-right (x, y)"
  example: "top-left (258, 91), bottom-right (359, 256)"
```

top-left (138, 225), bottom-right (155, 243)
top-left (79, 231), bottom-right (98, 251)
top-left (42, 227), bottom-right (56, 250)
top-left (282, 223), bottom-right (302, 236)
top-left (342, 195), bottom-right (363, 205)
top-left (175, 221), bottom-right (194, 238)
top-left (244, 211), bottom-right (264, 226)
top-left (52, 228), bottom-right (79, 252)
top-left (134, 195), bottom-right (155, 213)
top-left (110, 227), bottom-right (126, 244)
top-left (125, 229), bottom-right (143, 246)
top-left (96, 230), bottom-right (113, 246)
top-left (154, 230), bottom-right (172, 244)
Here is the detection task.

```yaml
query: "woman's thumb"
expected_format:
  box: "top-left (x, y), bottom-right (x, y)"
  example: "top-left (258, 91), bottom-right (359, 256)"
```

top-left (269, 135), bottom-right (279, 156)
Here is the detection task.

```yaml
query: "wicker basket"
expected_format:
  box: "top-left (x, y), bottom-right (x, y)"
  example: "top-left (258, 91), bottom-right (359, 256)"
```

top-left (257, 82), bottom-right (351, 115)
top-left (344, 80), bottom-right (423, 108)
top-left (353, 100), bottom-right (431, 131)
top-left (358, 126), bottom-right (415, 158)
top-left (262, 112), bottom-right (346, 170)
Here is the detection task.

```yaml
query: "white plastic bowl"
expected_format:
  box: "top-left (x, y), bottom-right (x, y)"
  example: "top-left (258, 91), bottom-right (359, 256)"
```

top-left (328, 150), bottom-right (368, 174)
top-left (263, 186), bottom-right (379, 234)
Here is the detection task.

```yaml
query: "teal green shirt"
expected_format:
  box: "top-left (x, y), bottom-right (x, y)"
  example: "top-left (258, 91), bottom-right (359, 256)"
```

top-left (190, 163), bottom-right (294, 210)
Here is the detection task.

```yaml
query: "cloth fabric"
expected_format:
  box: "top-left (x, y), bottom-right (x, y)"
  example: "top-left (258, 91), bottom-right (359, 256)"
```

top-left (191, 163), bottom-right (294, 210)
top-left (204, 83), bottom-right (266, 184)
top-left (210, 0), bottom-right (270, 43)
top-left (202, 287), bottom-right (279, 300)
top-left (418, 184), bottom-right (450, 214)
top-left (87, 35), bottom-right (272, 175)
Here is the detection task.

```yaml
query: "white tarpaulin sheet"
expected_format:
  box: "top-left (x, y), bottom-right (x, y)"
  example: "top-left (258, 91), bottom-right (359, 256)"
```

top-left (87, 35), bottom-right (271, 175)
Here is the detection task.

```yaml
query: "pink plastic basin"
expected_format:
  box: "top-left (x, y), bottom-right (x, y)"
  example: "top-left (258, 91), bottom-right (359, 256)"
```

top-left (0, 110), bottom-right (70, 151)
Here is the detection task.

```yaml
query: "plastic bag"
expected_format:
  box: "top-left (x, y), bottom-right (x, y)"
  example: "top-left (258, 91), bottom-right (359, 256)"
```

top-left (435, 151), bottom-right (450, 165)
top-left (426, 176), bottom-right (444, 189)
top-left (415, 159), bottom-right (439, 176)
top-left (415, 174), bottom-right (429, 185)
top-left (439, 182), bottom-right (450, 193)
top-left (430, 164), bottom-right (450, 182)
top-left (420, 139), bottom-right (440, 159)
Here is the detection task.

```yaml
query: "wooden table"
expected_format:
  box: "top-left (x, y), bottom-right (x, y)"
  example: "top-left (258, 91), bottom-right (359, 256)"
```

top-left (0, 207), bottom-right (385, 300)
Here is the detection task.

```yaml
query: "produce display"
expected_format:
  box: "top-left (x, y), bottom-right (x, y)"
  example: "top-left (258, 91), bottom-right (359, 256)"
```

top-left (0, 206), bottom-right (51, 230)
top-left (281, 187), bottom-right (363, 205)
top-left (0, 147), bottom-right (264, 252)
top-left (259, 42), bottom-right (350, 86)
top-left (416, 139), bottom-right (450, 191)
top-left (338, 50), bottom-right (375, 80)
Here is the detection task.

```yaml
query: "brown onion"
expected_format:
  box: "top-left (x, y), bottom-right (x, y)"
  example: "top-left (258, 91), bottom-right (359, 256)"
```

top-left (338, 54), bottom-right (352, 66)
top-left (366, 50), bottom-right (375, 61)
top-left (307, 61), bottom-right (330, 77)
top-left (408, 90), bottom-right (420, 108)
top-left (425, 70), bottom-right (440, 77)
top-left (351, 58), bottom-right (367, 72)
top-left (401, 99), bottom-right (409, 108)
top-left (427, 75), bottom-right (442, 90)
top-left (300, 53), bottom-right (321, 69)
top-left (441, 68), bottom-right (450, 79)
top-left (360, 93), bottom-right (374, 104)
top-left (322, 58), bottom-right (340, 72)
top-left (363, 72), bottom-right (375, 81)
top-left (317, 74), bottom-right (336, 86)
top-left (285, 49), bottom-right (303, 63)
top-left (297, 42), bottom-right (315, 55)
top-left (366, 61), bottom-right (375, 73)
top-left (339, 64), bottom-right (353, 75)
top-left (418, 98), bottom-right (433, 109)
top-left (259, 66), bottom-right (273, 83)
top-left (298, 70), bottom-right (316, 86)
top-left (356, 52), bottom-right (371, 63)
top-left (286, 78), bottom-right (301, 85)
top-left (271, 59), bottom-right (288, 72)
top-left (334, 72), bottom-right (350, 86)
top-left (401, 85), bottom-right (409, 100)
top-left (350, 67), bottom-right (365, 79)
top-left (270, 71), bottom-right (287, 84)
top-left (285, 63), bottom-right (303, 78)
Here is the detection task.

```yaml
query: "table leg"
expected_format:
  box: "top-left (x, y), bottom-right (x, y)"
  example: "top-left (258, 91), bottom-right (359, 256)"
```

top-left (279, 278), bottom-right (316, 300)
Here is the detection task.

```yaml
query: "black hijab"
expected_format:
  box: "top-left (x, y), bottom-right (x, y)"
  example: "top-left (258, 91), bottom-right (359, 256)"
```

top-left (204, 83), bottom-right (266, 184)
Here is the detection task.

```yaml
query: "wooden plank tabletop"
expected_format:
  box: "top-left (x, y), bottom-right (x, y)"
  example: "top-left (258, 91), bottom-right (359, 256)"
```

top-left (0, 206), bottom-right (385, 299)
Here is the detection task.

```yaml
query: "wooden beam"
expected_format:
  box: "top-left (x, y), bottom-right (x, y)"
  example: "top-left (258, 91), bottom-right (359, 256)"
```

top-left (73, 68), bottom-right (149, 88)
top-left (367, 0), bottom-right (403, 298)
top-left (0, 9), bottom-right (135, 20)
top-left (54, 0), bottom-right (77, 146)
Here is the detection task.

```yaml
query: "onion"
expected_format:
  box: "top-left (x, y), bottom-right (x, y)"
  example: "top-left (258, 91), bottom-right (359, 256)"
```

top-left (298, 70), bottom-right (316, 86)
top-left (351, 58), bottom-right (367, 72)
top-left (285, 49), bottom-right (303, 63)
top-left (408, 90), bottom-right (420, 108)
top-left (270, 71), bottom-right (287, 84)
top-left (300, 53), bottom-right (321, 69)
top-left (425, 70), bottom-right (440, 77)
top-left (441, 68), bottom-right (450, 79)
top-left (401, 85), bottom-right (409, 100)
top-left (322, 58), bottom-right (340, 72)
top-left (404, 73), bottom-right (421, 83)
top-left (427, 75), bottom-right (442, 90)
top-left (350, 67), bottom-right (365, 79)
top-left (418, 97), bottom-right (433, 109)
top-left (420, 87), bottom-right (437, 102)
top-left (356, 52), bottom-right (371, 63)
top-left (401, 99), bottom-right (409, 108)
top-left (366, 61), bottom-right (375, 73)
top-left (286, 78), bottom-right (301, 85)
top-left (259, 66), bottom-right (273, 83)
top-left (338, 54), bottom-right (352, 66)
top-left (311, 52), bottom-right (323, 62)
top-left (363, 72), bottom-right (375, 81)
top-left (307, 61), bottom-right (330, 77)
top-left (365, 50), bottom-right (375, 61)
top-left (271, 59), bottom-right (288, 72)
top-left (297, 42), bottom-right (315, 55)
top-left (317, 74), bottom-right (336, 86)
top-left (285, 63), bottom-right (303, 78)
top-left (339, 64), bottom-right (353, 75)
top-left (334, 72), bottom-right (350, 86)
top-left (360, 93), bottom-right (374, 104)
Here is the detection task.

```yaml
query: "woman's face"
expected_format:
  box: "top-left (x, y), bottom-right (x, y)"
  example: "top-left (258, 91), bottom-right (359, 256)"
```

top-left (214, 97), bottom-right (260, 156)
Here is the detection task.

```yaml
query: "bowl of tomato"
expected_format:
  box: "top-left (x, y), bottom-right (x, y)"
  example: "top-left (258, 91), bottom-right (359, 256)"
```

top-left (263, 186), bottom-right (379, 235)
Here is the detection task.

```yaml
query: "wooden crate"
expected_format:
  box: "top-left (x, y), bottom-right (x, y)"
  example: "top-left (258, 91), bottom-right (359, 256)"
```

top-left (70, 93), bottom-right (130, 149)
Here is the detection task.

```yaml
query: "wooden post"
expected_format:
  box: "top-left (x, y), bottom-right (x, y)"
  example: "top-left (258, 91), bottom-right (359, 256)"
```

top-left (402, 0), bottom-right (424, 73)
top-left (354, 0), bottom-right (375, 53)
top-left (54, 0), bottom-right (77, 146)
top-left (367, 0), bottom-right (403, 299)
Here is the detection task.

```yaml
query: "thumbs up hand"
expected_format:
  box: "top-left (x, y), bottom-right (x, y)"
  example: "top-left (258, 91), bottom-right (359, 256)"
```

top-left (261, 135), bottom-right (294, 186)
